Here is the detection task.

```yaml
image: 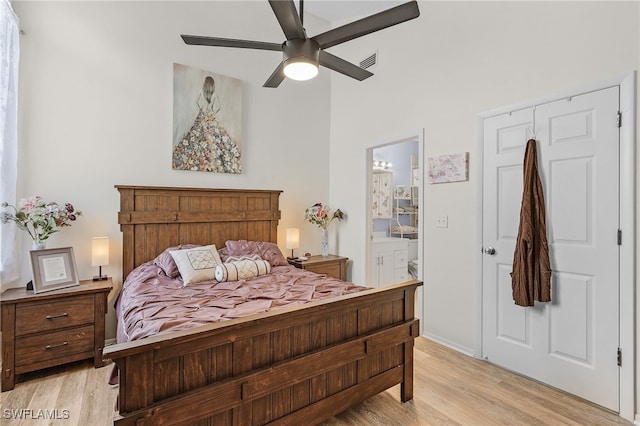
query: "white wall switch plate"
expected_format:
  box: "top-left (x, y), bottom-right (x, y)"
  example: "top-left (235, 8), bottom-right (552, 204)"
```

top-left (436, 216), bottom-right (448, 228)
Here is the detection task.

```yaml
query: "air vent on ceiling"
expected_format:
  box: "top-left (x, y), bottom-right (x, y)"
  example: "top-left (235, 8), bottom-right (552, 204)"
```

top-left (359, 51), bottom-right (378, 70)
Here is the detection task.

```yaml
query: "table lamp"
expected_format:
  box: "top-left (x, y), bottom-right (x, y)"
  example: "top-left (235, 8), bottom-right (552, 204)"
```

top-left (285, 228), bottom-right (299, 259)
top-left (92, 236), bottom-right (109, 281)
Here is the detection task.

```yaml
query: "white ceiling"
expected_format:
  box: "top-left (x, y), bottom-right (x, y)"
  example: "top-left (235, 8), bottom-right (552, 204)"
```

top-left (302, 0), bottom-right (405, 25)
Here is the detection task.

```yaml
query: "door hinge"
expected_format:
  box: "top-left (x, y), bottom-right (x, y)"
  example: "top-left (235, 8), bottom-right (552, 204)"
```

top-left (617, 348), bottom-right (622, 367)
top-left (617, 229), bottom-right (622, 245)
top-left (616, 111), bottom-right (622, 128)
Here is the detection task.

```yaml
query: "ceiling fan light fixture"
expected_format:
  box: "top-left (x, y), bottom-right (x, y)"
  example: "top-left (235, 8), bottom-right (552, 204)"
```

top-left (283, 58), bottom-right (318, 81)
top-left (282, 39), bottom-right (320, 81)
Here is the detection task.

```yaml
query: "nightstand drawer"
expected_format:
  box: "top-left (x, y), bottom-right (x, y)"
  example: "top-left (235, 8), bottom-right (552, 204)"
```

top-left (289, 255), bottom-right (348, 281)
top-left (307, 263), bottom-right (341, 278)
top-left (15, 325), bottom-right (95, 367)
top-left (15, 296), bottom-right (94, 336)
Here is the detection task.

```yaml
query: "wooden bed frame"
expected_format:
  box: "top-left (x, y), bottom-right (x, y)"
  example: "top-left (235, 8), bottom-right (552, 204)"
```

top-left (103, 185), bottom-right (422, 426)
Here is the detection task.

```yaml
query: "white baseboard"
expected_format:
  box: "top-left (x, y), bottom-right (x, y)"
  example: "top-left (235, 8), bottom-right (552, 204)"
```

top-left (634, 414), bottom-right (640, 426)
top-left (421, 332), bottom-right (474, 357)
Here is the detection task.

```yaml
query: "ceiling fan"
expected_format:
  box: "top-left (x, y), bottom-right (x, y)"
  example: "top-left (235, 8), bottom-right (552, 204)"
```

top-left (181, 0), bottom-right (420, 88)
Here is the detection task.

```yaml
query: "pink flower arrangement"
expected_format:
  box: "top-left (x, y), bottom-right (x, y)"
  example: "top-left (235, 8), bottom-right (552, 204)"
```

top-left (304, 203), bottom-right (345, 229)
top-left (1, 196), bottom-right (81, 245)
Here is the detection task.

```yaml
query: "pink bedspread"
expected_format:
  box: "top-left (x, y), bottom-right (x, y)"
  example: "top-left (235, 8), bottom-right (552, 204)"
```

top-left (116, 262), bottom-right (366, 343)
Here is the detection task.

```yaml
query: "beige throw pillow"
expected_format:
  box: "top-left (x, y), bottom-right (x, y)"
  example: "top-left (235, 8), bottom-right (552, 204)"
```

top-left (169, 245), bottom-right (223, 285)
top-left (215, 259), bottom-right (271, 282)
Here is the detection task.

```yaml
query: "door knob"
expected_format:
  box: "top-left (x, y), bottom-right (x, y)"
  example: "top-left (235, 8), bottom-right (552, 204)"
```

top-left (484, 246), bottom-right (496, 255)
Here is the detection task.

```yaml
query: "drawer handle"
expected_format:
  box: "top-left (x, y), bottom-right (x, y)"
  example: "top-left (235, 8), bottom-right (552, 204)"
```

top-left (46, 313), bottom-right (69, 319)
top-left (45, 341), bottom-right (68, 350)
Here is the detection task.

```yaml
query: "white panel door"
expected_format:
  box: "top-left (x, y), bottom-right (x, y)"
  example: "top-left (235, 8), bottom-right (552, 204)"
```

top-left (482, 87), bottom-right (620, 411)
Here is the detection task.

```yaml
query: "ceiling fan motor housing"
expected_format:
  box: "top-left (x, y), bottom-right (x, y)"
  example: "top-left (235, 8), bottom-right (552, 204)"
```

top-left (283, 39), bottom-right (320, 66)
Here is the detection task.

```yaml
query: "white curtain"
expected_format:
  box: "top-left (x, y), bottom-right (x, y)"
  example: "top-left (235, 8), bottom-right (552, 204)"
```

top-left (0, 0), bottom-right (19, 286)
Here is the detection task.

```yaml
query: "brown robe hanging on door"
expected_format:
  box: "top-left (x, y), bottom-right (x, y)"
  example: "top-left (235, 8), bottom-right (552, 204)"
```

top-left (511, 139), bottom-right (552, 306)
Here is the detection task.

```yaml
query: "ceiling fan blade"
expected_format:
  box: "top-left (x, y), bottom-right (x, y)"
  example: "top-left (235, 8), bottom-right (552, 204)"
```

top-left (269, 0), bottom-right (306, 40)
top-left (181, 35), bottom-right (282, 51)
top-left (319, 51), bottom-right (373, 81)
top-left (312, 1), bottom-right (420, 49)
top-left (263, 62), bottom-right (286, 88)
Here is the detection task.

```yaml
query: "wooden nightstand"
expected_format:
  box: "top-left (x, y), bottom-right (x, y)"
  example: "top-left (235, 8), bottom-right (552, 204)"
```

top-left (1, 278), bottom-right (113, 391)
top-left (288, 254), bottom-right (348, 281)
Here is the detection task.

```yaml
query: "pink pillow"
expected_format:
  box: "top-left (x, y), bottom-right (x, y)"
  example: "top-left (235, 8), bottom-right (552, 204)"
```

top-left (153, 244), bottom-right (200, 278)
top-left (218, 246), bottom-right (230, 262)
top-left (225, 240), bottom-right (289, 267)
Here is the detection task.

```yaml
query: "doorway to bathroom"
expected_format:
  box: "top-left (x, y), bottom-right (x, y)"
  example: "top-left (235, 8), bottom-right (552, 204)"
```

top-left (366, 131), bottom-right (424, 330)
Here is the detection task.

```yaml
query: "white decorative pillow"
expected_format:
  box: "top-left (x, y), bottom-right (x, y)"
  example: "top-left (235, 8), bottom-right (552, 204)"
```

top-left (215, 259), bottom-right (271, 283)
top-left (169, 245), bottom-right (223, 285)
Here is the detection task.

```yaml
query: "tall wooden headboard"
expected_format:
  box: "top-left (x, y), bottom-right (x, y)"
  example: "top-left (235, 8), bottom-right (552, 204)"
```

top-left (116, 185), bottom-right (282, 280)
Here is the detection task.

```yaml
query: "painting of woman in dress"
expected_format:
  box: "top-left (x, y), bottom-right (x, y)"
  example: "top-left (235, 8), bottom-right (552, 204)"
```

top-left (172, 63), bottom-right (242, 173)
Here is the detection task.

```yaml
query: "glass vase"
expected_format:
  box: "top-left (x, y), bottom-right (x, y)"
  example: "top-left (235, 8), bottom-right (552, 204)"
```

top-left (321, 228), bottom-right (329, 257)
top-left (31, 241), bottom-right (45, 250)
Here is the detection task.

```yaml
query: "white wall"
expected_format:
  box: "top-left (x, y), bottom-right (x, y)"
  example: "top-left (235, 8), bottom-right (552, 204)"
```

top-left (9, 1), bottom-right (332, 339)
top-left (327, 1), bottom-right (639, 352)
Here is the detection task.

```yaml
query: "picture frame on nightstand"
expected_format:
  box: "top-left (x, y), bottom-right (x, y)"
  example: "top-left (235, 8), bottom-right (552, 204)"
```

top-left (29, 247), bottom-right (80, 293)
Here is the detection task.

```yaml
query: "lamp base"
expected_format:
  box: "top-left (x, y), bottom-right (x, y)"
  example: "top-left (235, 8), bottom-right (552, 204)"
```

top-left (93, 265), bottom-right (107, 281)
top-left (287, 249), bottom-right (296, 260)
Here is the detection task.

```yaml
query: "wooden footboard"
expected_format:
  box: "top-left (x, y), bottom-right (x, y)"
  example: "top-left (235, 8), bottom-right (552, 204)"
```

top-left (103, 280), bottom-right (421, 426)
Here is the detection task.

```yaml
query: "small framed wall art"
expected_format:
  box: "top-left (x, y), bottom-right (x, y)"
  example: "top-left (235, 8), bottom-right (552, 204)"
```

top-left (29, 247), bottom-right (80, 293)
top-left (427, 152), bottom-right (469, 184)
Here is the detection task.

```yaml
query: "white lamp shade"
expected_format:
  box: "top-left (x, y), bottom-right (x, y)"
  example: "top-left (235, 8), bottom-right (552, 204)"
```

top-left (91, 237), bottom-right (110, 267)
top-left (286, 228), bottom-right (300, 250)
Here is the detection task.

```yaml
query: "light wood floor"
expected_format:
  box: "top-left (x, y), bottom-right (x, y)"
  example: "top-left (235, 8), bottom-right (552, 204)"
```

top-left (0, 337), bottom-right (631, 425)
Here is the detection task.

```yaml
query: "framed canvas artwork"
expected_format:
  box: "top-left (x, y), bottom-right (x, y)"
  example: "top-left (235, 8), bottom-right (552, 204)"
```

top-left (428, 152), bottom-right (469, 184)
top-left (172, 63), bottom-right (243, 173)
